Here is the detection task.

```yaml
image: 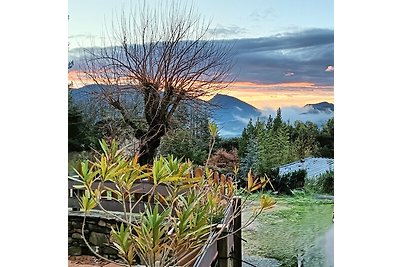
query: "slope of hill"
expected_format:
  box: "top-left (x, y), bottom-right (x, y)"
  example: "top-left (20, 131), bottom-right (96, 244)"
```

top-left (69, 84), bottom-right (143, 122)
top-left (208, 94), bottom-right (264, 137)
top-left (69, 85), bottom-right (334, 138)
top-left (303, 102), bottom-right (334, 113)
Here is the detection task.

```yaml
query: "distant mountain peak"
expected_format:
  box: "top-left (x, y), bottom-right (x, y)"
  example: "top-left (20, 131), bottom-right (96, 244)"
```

top-left (209, 94), bottom-right (259, 111)
top-left (208, 94), bottom-right (264, 137)
top-left (304, 101), bottom-right (334, 113)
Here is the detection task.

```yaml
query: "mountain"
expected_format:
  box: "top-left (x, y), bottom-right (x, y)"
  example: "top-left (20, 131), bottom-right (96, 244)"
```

top-left (70, 85), bottom-right (333, 138)
top-left (303, 102), bottom-right (334, 113)
top-left (69, 84), bottom-right (143, 122)
top-left (70, 87), bottom-right (264, 137)
top-left (69, 84), bottom-right (141, 104)
top-left (208, 94), bottom-right (264, 137)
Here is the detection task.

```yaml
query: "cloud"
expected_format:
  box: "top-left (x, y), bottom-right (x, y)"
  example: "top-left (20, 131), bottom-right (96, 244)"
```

top-left (69, 28), bottom-right (334, 88)
top-left (218, 129), bottom-right (242, 137)
top-left (249, 8), bottom-right (275, 22)
top-left (284, 72), bottom-right (295, 77)
top-left (260, 105), bottom-right (334, 127)
top-left (226, 29), bottom-right (334, 85)
top-left (208, 25), bottom-right (247, 38)
top-left (325, 65), bottom-right (334, 72)
top-left (232, 114), bottom-right (256, 124)
top-left (68, 34), bottom-right (97, 39)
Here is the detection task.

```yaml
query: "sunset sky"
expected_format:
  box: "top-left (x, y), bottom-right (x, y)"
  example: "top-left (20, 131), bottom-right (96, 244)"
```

top-left (68, 0), bottom-right (334, 109)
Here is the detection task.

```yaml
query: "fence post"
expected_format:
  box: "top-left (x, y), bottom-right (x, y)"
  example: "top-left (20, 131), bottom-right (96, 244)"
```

top-left (217, 224), bottom-right (229, 267)
top-left (233, 196), bottom-right (242, 267)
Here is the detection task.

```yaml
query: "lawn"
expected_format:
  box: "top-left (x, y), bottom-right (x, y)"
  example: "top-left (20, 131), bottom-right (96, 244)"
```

top-left (242, 193), bottom-right (334, 267)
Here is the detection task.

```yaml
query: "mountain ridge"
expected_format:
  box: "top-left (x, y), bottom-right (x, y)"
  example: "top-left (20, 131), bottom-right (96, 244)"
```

top-left (69, 85), bottom-right (333, 137)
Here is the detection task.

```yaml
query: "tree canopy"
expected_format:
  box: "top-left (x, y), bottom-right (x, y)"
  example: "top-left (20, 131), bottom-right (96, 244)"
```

top-left (78, 1), bottom-right (233, 163)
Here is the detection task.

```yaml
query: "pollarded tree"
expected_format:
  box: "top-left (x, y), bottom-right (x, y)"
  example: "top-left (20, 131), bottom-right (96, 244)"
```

top-left (158, 105), bottom-right (211, 165)
top-left (78, 1), bottom-right (233, 163)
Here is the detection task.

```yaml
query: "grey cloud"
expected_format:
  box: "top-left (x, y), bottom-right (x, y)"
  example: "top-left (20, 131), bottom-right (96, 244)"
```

top-left (225, 29), bottom-right (334, 85)
top-left (69, 28), bottom-right (334, 86)
top-left (231, 29), bottom-right (333, 53)
top-left (69, 34), bottom-right (98, 39)
top-left (260, 106), bottom-right (334, 127)
top-left (208, 25), bottom-right (247, 38)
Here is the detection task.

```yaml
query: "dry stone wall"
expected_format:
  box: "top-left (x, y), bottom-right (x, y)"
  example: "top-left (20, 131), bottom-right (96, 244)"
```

top-left (68, 211), bottom-right (119, 259)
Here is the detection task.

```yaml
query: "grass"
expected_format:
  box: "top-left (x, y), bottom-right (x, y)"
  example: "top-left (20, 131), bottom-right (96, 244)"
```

top-left (242, 193), bottom-right (333, 267)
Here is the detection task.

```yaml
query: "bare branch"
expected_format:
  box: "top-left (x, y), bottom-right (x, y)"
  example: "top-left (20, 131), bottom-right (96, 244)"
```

top-left (76, 0), bottom-right (234, 163)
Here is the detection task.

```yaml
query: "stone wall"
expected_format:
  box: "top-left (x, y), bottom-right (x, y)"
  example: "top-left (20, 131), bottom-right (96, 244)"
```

top-left (68, 211), bottom-right (119, 259)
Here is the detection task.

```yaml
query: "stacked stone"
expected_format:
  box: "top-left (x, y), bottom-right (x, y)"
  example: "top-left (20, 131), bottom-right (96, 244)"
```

top-left (68, 213), bottom-right (119, 260)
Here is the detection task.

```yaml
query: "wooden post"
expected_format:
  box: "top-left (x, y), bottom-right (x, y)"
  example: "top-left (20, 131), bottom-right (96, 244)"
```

top-left (217, 224), bottom-right (229, 267)
top-left (233, 196), bottom-right (242, 267)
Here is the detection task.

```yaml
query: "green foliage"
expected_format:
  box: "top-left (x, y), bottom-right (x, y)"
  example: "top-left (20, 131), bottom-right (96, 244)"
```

top-left (239, 138), bottom-right (258, 180)
top-left (111, 223), bottom-right (136, 265)
top-left (159, 129), bottom-right (208, 165)
top-left (317, 118), bottom-right (334, 158)
top-left (289, 121), bottom-right (320, 159)
top-left (254, 168), bottom-right (307, 195)
top-left (238, 110), bottom-right (334, 184)
top-left (305, 171), bottom-right (334, 195)
top-left (239, 113), bottom-right (295, 180)
top-left (257, 124), bottom-right (294, 173)
top-left (271, 169), bottom-right (307, 195)
top-left (214, 136), bottom-right (240, 152)
top-left (205, 121), bottom-right (218, 168)
top-left (73, 138), bottom-right (276, 266)
top-left (68, 151), bottom-right (94, 176)
top-left (208, 121), bottom-right (218, 139)
top-left (159, 107), bottom-right (211, 165)
top-left (68, 92), bottom-right (100, 152)
top-left (272, 107), bottom-right (283, 131)
top-left (238, 118), bottom-right (256, 158)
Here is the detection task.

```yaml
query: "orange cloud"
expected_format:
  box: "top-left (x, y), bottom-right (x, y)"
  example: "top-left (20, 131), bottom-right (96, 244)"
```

top-left (228, 81), bottom-right (318, 89)
top-left (68, 70), bottom-right (92, 88)
top-left (68, 70), bottom-right (333, 109)
top-left (215, 81), bottom-right (334, 109)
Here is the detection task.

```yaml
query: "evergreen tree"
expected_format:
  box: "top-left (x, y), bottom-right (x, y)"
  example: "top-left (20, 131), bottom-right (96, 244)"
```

top-left (266, 115), bottom-right (273, 130)
top-left (317, 118), bottom-right (334, 158)
top-left (238, 119), bottom-right (255, 158)
top-left (68, 92), bottom-right (98, 152)
top-left (291, 121), bottom-right (319, 159)
top-left (158, 104), bottom-right (211, 165)
top-left (239, 138), bottom-right (258, 180)
top-left (272, 108), bottom-right (283, 131)
top-left (238, 108), bottom-right (333, 181)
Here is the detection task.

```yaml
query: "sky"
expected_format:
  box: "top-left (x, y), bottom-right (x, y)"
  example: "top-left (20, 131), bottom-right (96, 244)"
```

top-left (68, 0), bottom-right (334, 109)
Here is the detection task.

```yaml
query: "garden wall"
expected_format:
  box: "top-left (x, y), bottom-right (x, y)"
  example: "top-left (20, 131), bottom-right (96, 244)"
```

top-left (68, 211), bottom-right (119, 259)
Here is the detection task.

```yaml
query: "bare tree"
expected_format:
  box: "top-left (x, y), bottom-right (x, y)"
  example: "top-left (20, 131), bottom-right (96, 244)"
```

top-left (78, 1), bottom-right (234, 163)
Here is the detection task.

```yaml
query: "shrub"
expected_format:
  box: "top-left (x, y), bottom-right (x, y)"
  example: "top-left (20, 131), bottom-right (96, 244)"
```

top-left (207, 148), bottom-right (239, 173)
top-left (72, 139), bottom-right (276, 266)
top-left (305, 171), bottom-right (334, 195)
top-left (270, 169), bottom-right (307, 195)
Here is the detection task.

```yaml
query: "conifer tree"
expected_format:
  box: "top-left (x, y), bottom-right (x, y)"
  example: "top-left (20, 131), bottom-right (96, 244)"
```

top-left (239, 138), bottom-right (258, 180)
top-left (238, 118), bottom-right (256, 158)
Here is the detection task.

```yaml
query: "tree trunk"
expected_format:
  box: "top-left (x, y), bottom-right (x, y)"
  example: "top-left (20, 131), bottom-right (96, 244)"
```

top-left (138, 123), bottom-right (167, 165)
